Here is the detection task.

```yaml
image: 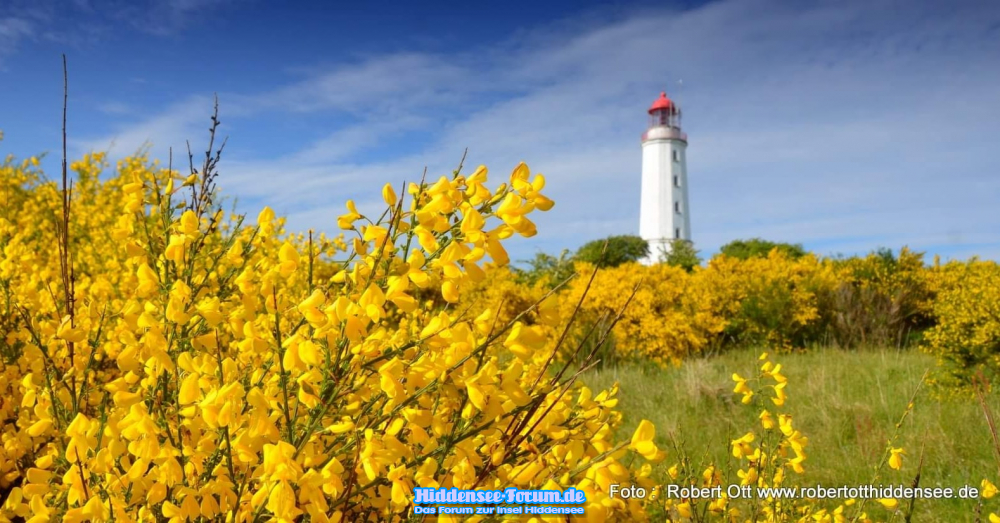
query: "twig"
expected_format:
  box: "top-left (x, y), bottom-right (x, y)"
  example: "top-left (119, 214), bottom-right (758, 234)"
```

top-left (973, 371), bottom-right (1000, 476)
top-left (59, 54), bottom-right (79, 412)
top-left (903, 446), bottom-right (924, 523)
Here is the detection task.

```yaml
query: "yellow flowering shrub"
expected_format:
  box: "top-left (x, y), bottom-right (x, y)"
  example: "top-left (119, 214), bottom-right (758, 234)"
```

top-left (458, 243), bottom-right (998, 402)
top-left (697, 252), bottom-right (839, 350)
top-left (454, 249), bottom-right (941, 368)
top-left (512, 252), bottom-right (837, 367)
top-left (825, 248), bottom-right (934, 349)
top-left (922, 258), bottom-right (1000, 392)
top-left (0, 147), bottom-right (663, 521)
top-left (458, 264), bottom-right (558, 332)
top-left (553, 262), bottom-right (726, 366)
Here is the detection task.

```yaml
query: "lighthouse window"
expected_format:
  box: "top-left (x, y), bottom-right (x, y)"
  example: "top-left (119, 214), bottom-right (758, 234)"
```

top-left (672, 150), bottom-right (680, 162)
top-left (674, 201), bottom-right (681, 214)
top-left (675, 228), bottom-right (681, 239)
top-left (673, 175), bottom-right (680, 187)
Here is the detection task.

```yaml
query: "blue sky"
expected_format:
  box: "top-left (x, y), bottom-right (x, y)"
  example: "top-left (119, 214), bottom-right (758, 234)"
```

top-left (2, 0), bottom-right (999, 263)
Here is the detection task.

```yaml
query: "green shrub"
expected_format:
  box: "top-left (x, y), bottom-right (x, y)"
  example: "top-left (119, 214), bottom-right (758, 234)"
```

top-left (575, 234), bottom-right (649, 267)
top-left (717, 238), bottom-right (807, 260)
top-left (659, 239), bottom-right (701, 272)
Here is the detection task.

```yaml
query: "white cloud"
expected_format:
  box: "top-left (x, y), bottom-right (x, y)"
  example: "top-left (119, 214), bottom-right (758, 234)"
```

top-left (0, 0), bottom-right (249, 60)
top-left (0, 17), bottom-right (34, 68)
top-left (259, 53), bottom-right (486, 116)
top-left (101, 0), bottom-right (252, 36)
top-left (76, 0), bottom-right (1000, 261)
top-left (281, 115), bottom-right (430, 166)
top-left (97, 101), bottom-right (132, 115)
top-left (71, 95), bottom-right (225, 166)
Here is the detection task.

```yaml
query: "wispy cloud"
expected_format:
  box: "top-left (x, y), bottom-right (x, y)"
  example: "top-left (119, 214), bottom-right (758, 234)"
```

top-left (0, 0), bottom-right (249, 61)
top-left (73, 95), bottom-right (217, 160)
top-left (263, 53), bottom-right (482, 116)
top-left (74, 0), bottom-right (1000, 261)
top-left (72, 0), bottom-right (252, 36)
top-left (0, 17), bottom-right (34, 68)
top-left (97, 101), bottom-right (132, 115)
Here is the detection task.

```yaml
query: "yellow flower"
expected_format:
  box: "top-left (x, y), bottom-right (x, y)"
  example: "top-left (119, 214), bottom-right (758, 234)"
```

top-left (769, 362), bottom-right (787, 383)
top-left (26, 419), bottom-right (53, 437)
top-left (179, 372), bottom-right (201, 405)
top-left (732, 373), bottom-right (750, 394)
top-left (708, 496), bottom-right (726, 514)
top-left (278, 241), bottom-right (300, 276)
top-left (504, 321), bottom-right (546, 361)
top-left (337, 199), bottom-right (362, 229)
top-left (382, 183), bottom-right (397, 206)
top-left (179, 209), bottom-right (199, 235)
top-left (738, 467), bottom-right (758, 486)
top-left (778, 414), bottom-right (794, 436)
top-left (888, 447), bottom-right (905, 470)
top-left (772, 382), bottom-right (787, 406)
top-left (731, 432), bottom-right (755, 459)
top-left (165, 233), bottom-right (186, 262)
top-left (630, 420), bottom-right (662, 461)
top-left (759, 409), bottom-right (775, 430)
top-left (441, 279), bottom-right (459, 303)
top-left (55, 316), bottom-right (86, 343)
top-left (136, 262), bottom-right (159, 297)
top-left (878, 498), bottom-right (898, 510)
top-left (983, 479), bottom-right (998, 499)
top-left (386, 465), bottom-right (412, 506)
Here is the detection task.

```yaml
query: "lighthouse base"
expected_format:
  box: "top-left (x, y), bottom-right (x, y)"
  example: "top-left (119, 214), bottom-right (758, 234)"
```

top-left (641, 238), bottom-right (672, 266)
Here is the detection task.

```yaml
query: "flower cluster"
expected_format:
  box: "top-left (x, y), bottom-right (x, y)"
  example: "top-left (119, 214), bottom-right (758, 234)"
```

top-left (0, 149), bottom-right (659, 522)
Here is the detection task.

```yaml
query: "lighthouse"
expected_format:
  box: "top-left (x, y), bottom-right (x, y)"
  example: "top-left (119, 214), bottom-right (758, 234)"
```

top-left (639, 92), bottom-right (690, 265)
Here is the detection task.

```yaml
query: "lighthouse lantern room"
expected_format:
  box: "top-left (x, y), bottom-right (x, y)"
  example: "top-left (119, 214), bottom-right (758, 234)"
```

top-left (639, 91), bottom-right (690, 264)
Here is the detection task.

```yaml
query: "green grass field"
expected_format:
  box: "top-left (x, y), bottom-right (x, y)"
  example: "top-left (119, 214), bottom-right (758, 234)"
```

top-left (583, 348), bottom-right (1000, 522)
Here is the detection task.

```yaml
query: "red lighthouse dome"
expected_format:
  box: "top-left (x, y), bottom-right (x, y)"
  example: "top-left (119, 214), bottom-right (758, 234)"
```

top-left (643, 90), bottom-right (685, 141)
top-left (648, 92), bottom-right (677, 114)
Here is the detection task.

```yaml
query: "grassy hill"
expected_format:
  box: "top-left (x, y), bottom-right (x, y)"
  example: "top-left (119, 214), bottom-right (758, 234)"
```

top-left (583, 348), bottom-right (1000, 522)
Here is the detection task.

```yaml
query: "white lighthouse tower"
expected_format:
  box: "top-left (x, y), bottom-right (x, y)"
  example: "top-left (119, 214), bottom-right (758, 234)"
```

top-left (639, 92), bottom-right (690, 264)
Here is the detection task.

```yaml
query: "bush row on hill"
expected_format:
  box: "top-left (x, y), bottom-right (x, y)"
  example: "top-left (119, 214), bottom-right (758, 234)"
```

top-left (466, 247), bottom-right (1000, 393)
